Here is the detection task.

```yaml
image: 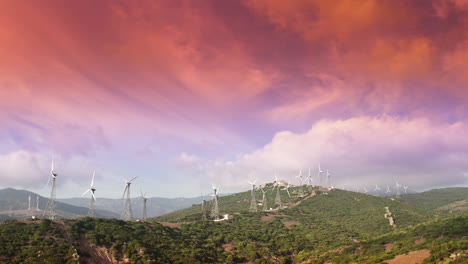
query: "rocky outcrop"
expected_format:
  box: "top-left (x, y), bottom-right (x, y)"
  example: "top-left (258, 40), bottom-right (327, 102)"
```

top-left (384, 207), bottom-right (396, 227)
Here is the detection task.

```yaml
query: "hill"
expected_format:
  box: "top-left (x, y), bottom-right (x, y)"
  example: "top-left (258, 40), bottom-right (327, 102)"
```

top-left (0, 211), bottom-right (466, 263)
top-left (155, 184), bottom-right (433, 235)
top-left (398, 187), bottom-right (468, 212)
top-left (0, 188), bottom-right (119, 220)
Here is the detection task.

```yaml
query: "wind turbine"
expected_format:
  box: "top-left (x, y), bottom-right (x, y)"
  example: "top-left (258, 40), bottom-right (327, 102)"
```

top-left (140, 190), bottom-right (148, 221)
top-left (386, 185), bottom-right (391, 195)
top-left (326, 169), bottom-right (332, 188)
top-left (260, 187), bottom-right (268, 211)
top-left (82, 170), bottom-right (97, 217)
top-left (121, 176), bottom-right (138, 221)
top-left (281, 181), bottom-right (292, 206)
top-left (318, 164), bottom-right (323, 186)
top-left (43, 159), bottom-right (58, 220)
top-left (395, 181), bottom-right (402, 198)
top-left (210, 184), bottom-right (220, 220)
top-left (374, 184), bottom-right (381, 195)
top-left (305, 168), bottom-right (313, 187)
top-left (403, 185), bottom-right (408, 194)
top-left (273, 175), bottom-right (282, 209)
top-left (248, 179), bottom-right (257, 212)
top-left (201, 193), bottom-right (207, 220)
top-left (363, 186), bottom-right (368, 194)
top-left (296, 169), bottom-right (304, 197)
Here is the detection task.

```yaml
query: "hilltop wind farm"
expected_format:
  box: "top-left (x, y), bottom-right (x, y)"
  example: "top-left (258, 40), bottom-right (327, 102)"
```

top-left (1, 0), bottom-right (468, 263)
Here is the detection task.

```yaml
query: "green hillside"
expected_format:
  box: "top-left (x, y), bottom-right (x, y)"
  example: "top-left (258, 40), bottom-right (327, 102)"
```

top-left (0, 211), bottom-right (466, 263)
top-left (398, 187), bottom-right (468, 212)
top-left (155, 185), bottom-right (433, 237)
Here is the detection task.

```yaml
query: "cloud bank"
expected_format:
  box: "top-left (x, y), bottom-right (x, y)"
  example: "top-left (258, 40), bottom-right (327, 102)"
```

top-left (178, 116), bottom-right (468, 192)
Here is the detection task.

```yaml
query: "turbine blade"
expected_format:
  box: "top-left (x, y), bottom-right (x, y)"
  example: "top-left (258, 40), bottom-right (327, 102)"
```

top-left (122, 185), bottom-right (128, 199)
top-left (82, 189), bottom-right (90, 197)
top-left (91, 170), bottom-right (95, 187)
top-left (129, 176), bottom-right (138, 182)
top-left (51, 158), bottom-right (54, 172)
top-left (43, 174), bottom-right (52, 189)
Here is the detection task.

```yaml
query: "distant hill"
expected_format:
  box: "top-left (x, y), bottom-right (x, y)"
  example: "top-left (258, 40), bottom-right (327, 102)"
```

top-left (58, 196), bottom-right (204, 219)
top-left (155, 184), bottom-right (434, 238)
top-left (398, 187), bottom-right (468, 212)
top-left (0, 188), bottom-right (119, 220)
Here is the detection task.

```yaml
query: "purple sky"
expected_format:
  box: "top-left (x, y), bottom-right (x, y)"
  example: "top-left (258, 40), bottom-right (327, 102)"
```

top-left (1, 0), bottom-right (467, 198)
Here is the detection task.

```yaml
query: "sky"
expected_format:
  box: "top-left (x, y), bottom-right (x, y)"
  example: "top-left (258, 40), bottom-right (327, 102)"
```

top-left (1, 0), bottom-right (468, 198)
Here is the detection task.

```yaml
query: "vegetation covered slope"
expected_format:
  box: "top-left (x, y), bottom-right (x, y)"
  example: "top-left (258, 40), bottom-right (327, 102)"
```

top-left (0, 212), bottom-right (466, 264)
top-left (1, 186), bottom-right (466, 264)
top-left (155, 185), bottom-right (433, 232)
top-left (398, 187), bottom-right (468, 212)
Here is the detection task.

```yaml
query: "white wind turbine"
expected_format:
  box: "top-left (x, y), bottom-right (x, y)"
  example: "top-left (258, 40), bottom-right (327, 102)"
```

top-left (260, 187), bottom-right (268, 211)
top-left (403, 185), bottom-right (408, 194)
top-left (43, 159), bottom-right (58, 220)
top-left (82, 170), bottom-right (97, 217)
top-left (296, 169), bottom-right (304, 197)
top-left (326, 169), bottom-right (332, 188)
top-left (386, 185), bottom-right (391, 195)
top-left (374, 184), bottom-right (381, 194)
top-left (395, 181), bottom-right (402, 198)
top-left (318, 164), bottom-right (323, 186)
top-left (140, 190), bottom-right (148, 221)
top-left (272, 174), bottom-right (282, 209)
top-left (121, 176), bottom-right (138, 221)
top-left (363, 186), bottom-right (368, 194)
top-left (305, 168), bottom-right (313, 187)
top-left (248, 179), bottom-right (257, 212)
top-left (281, 181), bottom-right (292, 206)
top-left (210, 184), bottom-right (220, 220)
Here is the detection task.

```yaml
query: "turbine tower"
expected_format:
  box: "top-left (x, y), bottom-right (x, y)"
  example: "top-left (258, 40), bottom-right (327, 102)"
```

top-left (36, 195), bottom-right (39, 211)
top-left (28, 195), bottom-right (31, 211)
top-left (82, 170), bottom-right (97, 217)
top-left (318, 164), bottom-right (323, 186)
top-left (296, 169), bottom-right (304, 197)
top-left (248, 179), bottom-right (257, 212)
top-left (273, 175), bottom-right (282, 209)
top-left (43, 159), bottom-right (58, 220)
top-left (210, 184), bottom-right (220, 220)
top-left (281, 182), bottom-right (292, 206)
top-left (141, 190), bottom-right (148, 221)
top-left (201, 195), bottom-right (207, 220)
top-left (306, 168), bottom-right (313, 187)
top-left (326, 169), bottom-right (332, 188)
top-left (260, 187), bottom-right (268, 211)
top-left (121, 176), bottom-right (138, 221)
top-left (403, 185), bottom-right (408, 194)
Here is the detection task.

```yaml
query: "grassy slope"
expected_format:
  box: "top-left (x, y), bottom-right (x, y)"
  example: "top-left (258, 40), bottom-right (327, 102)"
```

top-left (398, 187), bottom-right (468, 211)
top-left (0, 212), bottom-right (466, 264)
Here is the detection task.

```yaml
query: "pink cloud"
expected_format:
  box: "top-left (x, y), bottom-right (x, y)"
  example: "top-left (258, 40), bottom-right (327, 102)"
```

top-left (178, 116), bottom-right (468, 191)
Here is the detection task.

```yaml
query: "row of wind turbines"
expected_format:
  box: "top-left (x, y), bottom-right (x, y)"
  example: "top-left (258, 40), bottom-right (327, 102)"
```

top-left (206, 164), bottom-right (334, 220)
top-left (39, 160), bottom-right (410, 222)
top-left (206, 164), bottom-right (411, 221)
top-left (41, 160), bottom-right (149, 221)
